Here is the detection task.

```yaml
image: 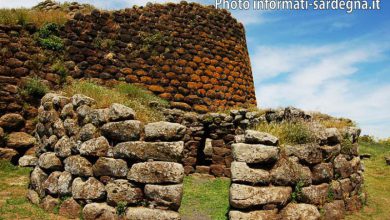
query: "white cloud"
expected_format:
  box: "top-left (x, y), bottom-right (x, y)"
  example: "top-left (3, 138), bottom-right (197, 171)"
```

top-left (252, 41), bottom-right (390, 138)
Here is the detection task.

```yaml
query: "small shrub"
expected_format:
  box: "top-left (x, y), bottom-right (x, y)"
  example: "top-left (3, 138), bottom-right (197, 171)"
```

top-left (340, 134), bottom-right (354, 154)
top-left (51, 59), bottom-right (68, 83)
top-left (326, 187), bottom-right (334, 202)
top-left (291, 180), bottom-right (304, 202)
top-left (37, 23), bottom-right (64, 51)
top-left (116, 202), bottom-right (127, 216)
top-left (20, 77), bottom-right (49, 98)
top-left (93, 37), bottom-right (115, 50)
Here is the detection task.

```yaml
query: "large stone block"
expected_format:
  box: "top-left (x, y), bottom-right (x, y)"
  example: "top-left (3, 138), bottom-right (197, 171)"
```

top-left (93, 157), bottom-right (128, 178)
top-left (72, 177), bottom-right (106, 200)
top-left (230, 184), bottom-right (291, 209)
top-left (0, 113), bottom-right (25, 130)
top-left (30, 166), bottom-right (48, 197)
top-left (64, 155), bottom-right (93, 177)
top-left (231, 143), bottom-right (279, 164)
top-left (125, 207), bottom-right (180, 220)
top-left (113, 141), bottom-right (183, 162)
top-left (284, 144), bottom-right (322, 164)
top-left (270, 157), bottom-right (312, 186)
top-left (144, 121), bottom-right (186, 141)
top-left (106, 179), bottom-right (143, 206)
top-left (38, 152), bottom-right (62, 171)
top-left (108, 103), bottom-right (136, 121)
top-left (279, 203), bottom-right (321, 220)
top-left (127, 162), bottom-right (184, 184)
top-left (244, 130), bottom-right (278, 146)
top-left (144, 184), bottom-right (183, 210)
top-left (323, 200), bottom-right (345, 220)
top-left (101, 120), bottom-right (143, 142)
top-left (79, 136), bottom-right (110, 157)
top-left (82, 203), bottom-right (117, 220)
top-left (300, 183), bottom-right (329, 205)
top-left (311, 163), bottom-right (334, 183)
top-left (229, 210), bottom-right (279, 220)
top-left (230, 161), bottom-right (269, 184)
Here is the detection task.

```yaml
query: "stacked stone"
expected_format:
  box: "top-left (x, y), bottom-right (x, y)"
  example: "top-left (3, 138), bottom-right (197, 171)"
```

top-left (229, 128), bottom-right (364, 220)
top-left (27, 93), bottom-right (185, 219)
top-left (33, 0), bottom-right (92, 15)
top-left (62, 1), bottom-right (256, 112)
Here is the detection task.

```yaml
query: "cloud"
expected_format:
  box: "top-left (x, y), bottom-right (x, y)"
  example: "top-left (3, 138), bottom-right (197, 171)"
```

top-left (252, 40), bottom-right (390, 138)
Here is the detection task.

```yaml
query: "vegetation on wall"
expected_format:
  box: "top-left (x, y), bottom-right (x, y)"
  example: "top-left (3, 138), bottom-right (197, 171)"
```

top-left (0, 9), bottom-right (68, 28)
top-left (19, 77), bottom-right (49, 98)
top-left (36, 23), bottom-right (64, 51)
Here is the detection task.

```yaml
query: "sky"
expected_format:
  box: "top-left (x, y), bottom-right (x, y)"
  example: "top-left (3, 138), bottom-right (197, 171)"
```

top-left (1, 0), bottom-right (389, 138)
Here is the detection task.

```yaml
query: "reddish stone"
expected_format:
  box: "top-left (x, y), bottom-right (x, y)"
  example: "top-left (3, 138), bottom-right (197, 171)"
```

top-left (210, 165), bottom-right (225, 177)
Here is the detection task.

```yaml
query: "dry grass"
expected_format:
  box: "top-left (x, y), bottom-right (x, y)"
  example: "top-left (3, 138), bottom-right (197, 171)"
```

top-left (61, 80), bottom-right (169, 123)
top-left (311, 112), bottom-right (356, 129)
top-left (0, 9), bottom-right (69, 28)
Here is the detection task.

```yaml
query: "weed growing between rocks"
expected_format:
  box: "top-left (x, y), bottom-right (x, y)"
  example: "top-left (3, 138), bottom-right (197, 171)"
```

top-left (19, 76), bottom-right (49, 98)
top-left (36, 23), bottom-right (64, 51)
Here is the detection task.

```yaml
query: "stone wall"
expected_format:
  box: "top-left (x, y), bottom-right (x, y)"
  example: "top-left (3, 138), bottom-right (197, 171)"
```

top-left (27, 93), bottom-right (185, 219)
top-left (228, 128), bottom-right (364, 220)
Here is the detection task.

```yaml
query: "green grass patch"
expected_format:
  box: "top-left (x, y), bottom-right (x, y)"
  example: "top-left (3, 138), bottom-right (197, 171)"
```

top-left (0, 160), bottom-right (31, 179)
top-left (19, 76), bottom-right (49, 98)
top-left (0, 8), bottom-right (68, 28)
top-left (180, 175), bottom-right (230, 220)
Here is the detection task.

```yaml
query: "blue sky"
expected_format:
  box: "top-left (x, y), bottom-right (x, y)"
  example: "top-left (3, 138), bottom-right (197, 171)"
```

top-left (1, 0), bottom-right (389, 138)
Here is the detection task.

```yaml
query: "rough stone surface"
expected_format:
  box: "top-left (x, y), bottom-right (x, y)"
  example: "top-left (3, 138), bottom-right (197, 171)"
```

top-left (101, 120), bottom-right (142, 141)
top-left (79, 123), bottom-right (99, 141)
top-left (230, 161), bottom-right (270, 184)
top-left (71, 94), bottom-right (96, 107)
top-left (105, 179), bottom-right (143, 205)
top-left (41, 195), bottom-right (60, 212)
top-left (58, 171), bottom-right (73, 196)
top-left (0, 113), bottom-right (25, 130)
top-left (125, 207), bottom-right (180, 220)
top-left (27, 189), bottom-right (40, 205)
top-left (108, 103), bottom-right (136, 121)
top-left (232, 143), bottom-right (279, 164)
top-left (18, 155), bottom-right (38, 167)
top-left (54, 136), bottom-right (75, 158)
top-left (0, 148), bottom-right (19, 161)
top-left (72, 177), bottom-right (106, 200)
top-left (323, 200), bottom-right (345, 220)
top-left (279, 203), bottom-right (321, 220)
top-left (6, 132), bottom-right (35, 148)
top-left (64, 155), bottom-right (93, 177)
top-left (334, 154), bottom-right (353, 178)
top-left (38, 152), bottom-right (62, 171)
top-left (144, 121), bottom-right (186, 141)
top-left (144, 184), bottom-right (183, 210)
top-left (79, 136), bottom-right (110, 157)
top-left (270, 157), bottom-right (312, 186)
top-left (113, 141), bottom-right (183, 162)
top-left (229, 210), bottom-right (279, 220)
top-left (93, 157), bottom-right (128, 178)
top-left (128, 162), bottom-right (184, 184)
top-left (30, 166), bottom-right (48, 197)
top-left (82, 203), bottom-right (117, 220)
top-left (300, 183), bottom-right (329, 205)
top-left (244, 130), bottom-right (279, 146)
top-left (230, 184), bottom-right (292, 209)
top-left (43, 171), bottom-right (61, 195)
top-left (285, 144), bottom-right (322, 164)
top-left (59, 198), bottom-right (81, 219)
top-left (311, 163), bottom-right (334, 183)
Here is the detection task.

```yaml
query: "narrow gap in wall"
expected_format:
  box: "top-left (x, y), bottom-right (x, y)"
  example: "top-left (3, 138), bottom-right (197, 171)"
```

top-left (196, 123), bottom-right (212, 166)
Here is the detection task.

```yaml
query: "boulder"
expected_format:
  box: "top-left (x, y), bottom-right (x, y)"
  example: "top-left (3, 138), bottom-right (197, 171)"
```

top-left (72, 177), bottom-right (106, 200)
top-left (61, 103), bottom-right (76, 119)
top-left (108, 103), bottom-right (135, 121)
top-left (333, 154), bottom-right (353, 178)
top-left (43, 171), bottom-right (61, 195)
top-left (105, 179), bottom-right (143, 205)
top-left (58, 171), bottom-right (73, 196)
top-left (113, 141), bottom-right (184, 162)
top-left (27, 189), bottom-right (40, 205)
top-left (63, 118), bottom-right (79, 136)
top-left (345, 195), bottom-right (363, 212)
top-left (125, 207), bottom-right (180, 220)
top-left (244, 130), bottom-right (279, 146)
top-left (93, 157), bottom-right (128, 178)
top-left (71, 94), bottom-right (96, 107)
top-left (38, 152), bottom-right (62, 171)
top-left (82, 203), bottom-right (117, 220)
top-left (323, 200), bottom-right (345, 220)
top-left (0, 113), bottom-right (25, 130)
top-left (279, 203), bottom-right (321, 220)
top-left (229, 210), bottom-right (279, 220)
top-left (144, 121), bottom-right (186, 141)
top-left (54, 136), bottom-right (76, 158)
top-left (144, 184), bottom-right (183, 210)
top-left (230, 184), bottom-right (291, 209)
top-left (311, 163), bottom-right (334, 183)
top-left (18, 155), bottom-right (38, 167)
top-left (320, 144), bottom-right (341, 160)
top-left (231, 143), bottom-right (279, 164)
top-left (127, 162), bottom-right (184, 184)
top-left (64, 155), bottom-right (93, 177)
top-left (300, 183), bottom-right (329, 205)
top-left (41, 195), bottom-right (59, 212)
top-left (30, 166), bottom-right (48, 197)
top-left (101, 120), bottom-right (142, 142)
top-left (52, 119), bottom-right (66, 137)
top-left (270, 157), bottom-right (312, 186)
top-left (6, 132), bottom-right (35, 148)
top-left (315, 128), bottom-right (341, 145)
top-left (86, 108), bottom-right (109, 126)
top-left (0, 148), bottom-right (18, 161)
top-left (230, 161), bottom-right (270, 184)
top-left (79, 136), bottom-right (110, 157)
top-left (59, 198), bottom-right (81, 219)
top-left (79, 123), bottom-right (99, 141)
top-left (284, 144), bottom-right (322, 164)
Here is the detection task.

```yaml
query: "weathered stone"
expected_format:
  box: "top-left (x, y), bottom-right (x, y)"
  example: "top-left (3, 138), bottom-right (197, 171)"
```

top-left (300, 183), bottom-right (329, 205)
top-left (101, 120), bottom-right (142, 141)
top-left (279, 203), bottom-right (321, 220)
top-left (323, 200), bottom-right (345, 220)
top-left (230, 184), bottom-right (292, 209)
top-left (38, 152), bottom-right (62, 171)
top-left (93, 157), bottom-right (128, 177)
top-left (229, 210), bottom-right (279, 220)
top-left (105, 179), bottom-right (143, 205)
top-left (54, 136), bottom-right (75, 158)
top-left (6, 132), bottom-right (35, 148)
top-left (244, 130), bottom-right (279, 146)
top-left (320, 144), bottom-right (341, 160)
top-left (53, 119), bottom-right (66, 137)
top-left (58, 171), bottom-right (73, 196)
top-left (230, 161), bottom-right (270, 184)
top-left (83, 203), bottom-right (117, 220)
top-left (72, 177), bottom-right (106, 200)
top-left (334, 154), bottom-right (353, 178)
top-left (43, 171), bottom-right (61, 195)
top-left (285, 144), bottom-right (322, 164)
top-left (0, 113), bottom-right (25, 130)
top-left (18, 155), bottom-right (38, 167)
top-left (144, 184), bottom-right (183, 210)
top-left (79, 123), bottom-right (98, 141)
top-left (203, 138), bottom-right (213, 157)
top-left (61, 103), bottom-right (75, 119)
top-left (27, 189), bottom-right (40, 205)
top-left (144, 121), bottom-right (186, 141)
top-left (128, 162), bottom-right (184, 184)
top-left (113, 141), bottom-right (183, 162)
top-left (59, 198), bottom-right (81, 219)
top-left (64, 155), bottom-right (93, 177)
top-left (270, 157), bottom-right (312, 186)
top-left (316, 128), bottom-right (341, 145)
top-left (232, 143), bottom-right (279, 164)
top-left (125, 207), bottom-right (180, 220)
top-left (0, 148), bottom-right (18, 161)
top-left (108, 103), bottom-right (136, 121)
top-left (234, 134), bottom-right (245, 143)
top-left (87, 108), bottom-right (109, 126)
top-left (64, 118), bottom-right (79, 136)
top-left (311, 163), bottom-right (334, 183)
top-left (41, 195), bottom-right (59, 212)
top-left (345, 195), bottom-right (363, 212)
top-left (71, 94), bottom-right (96, 107)
top-left (30, 166), bottom-right (48, 197)
top-left (79, 136), bottom-right (110, 157)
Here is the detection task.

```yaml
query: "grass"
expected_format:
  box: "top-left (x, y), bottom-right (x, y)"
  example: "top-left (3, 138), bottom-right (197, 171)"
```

top-left (61, 80), bottom-right (169, 123)
top-left (180, 175), bottom-right (230, 220)
top-left (19, 76), bottom-right (49, 98)
top-left (255, 120), bottom-right (315, 145)
top-left (311, 112), bottom-right (356, 129)
top-left (0, 9), bottom-right (68, 28)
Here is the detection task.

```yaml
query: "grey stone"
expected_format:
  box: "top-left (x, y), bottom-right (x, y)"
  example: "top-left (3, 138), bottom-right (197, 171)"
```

top-left (125, 207), bottom-right (180, 220)
top-left (61, 103), bottom-right (75, 119)
top-left (229, 210), bottom-right (279, 220)
top-left (63, 118), bottom-right (79, 136)
top-left (27, 189), bottom-right (40, 205)
top-left (82, 203), bottom-right (117, 220)
top-left (59, 198), bottom-right (81, 219)
top-left (232, 143), bottom-right (279, 164)
top-left (144, 184), bottom-right (183, 210)
top-left (72, 177), bottom-right (106, 200)
top-left (244, 130), bottom-right (279, 146)
top-left (108, 103), bottom-right (136, 121)
top-left (128, 162), bottom-right (184, 184)
top-left (79, 123), bottom-right (98, 141)
top-left (113, 141), bottom-right (183, 162)
top-left (53, 119), bottom-right (66, 137)
top-left (64, 155), bottom-right (93, 177)
top-left (30, 166), bottom-right (48, 197)
top-left (71, 94), bottom-right (96, 107)
top-left (333, 154), bottom-right (353, 178)
top-left (285, 144), bottom-right (322, 164)
top-left (203, 138), bottom-right (213, 157)
top-left (320, 144), bottom-right (341, 160)
top-left (43, 171), bottom-right (61, 195)
top-left (230, 183), bottom-right (292, 209)
top-left (18, 155), bottom-right (38, 167)
top-left (230, 161), bottom-right (270, 184)
top-left (101, 120), bottom-right (143, 142)
top-left (279, 203), bottom-right (321, 220)
top-left (144, 121), bottom-right (186, 141)
top-left (41, 195), bottom-right (59, 212)
top-left (58, 171), bottom-right (73, 196)
top-left (38, 152), bottom-right (62, 171)
top-left (79, 136), bottom-right (110, 157)
top-left (270, 157), bottom-right (312, 186)
top-left (0, 113), bottom-right (25, 130)
top-left (87, 108), bottom-right (109, 126)
top-left (105, 179), bottom-right (143, 205)
top-left (311, 163), bottom-right (334, 183)
top-left (93, 157), bottom-right (128, 178)
top-left (6, 132), bottom-right (35, 148)
top-left (54, 136), bottom-right (75, 158)
top-left (323, 200), bottom-right (345, 220)
top-left (0, 148), bottom-right (18, 161)
top-left (300, 183), bottom-right (329, 205)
